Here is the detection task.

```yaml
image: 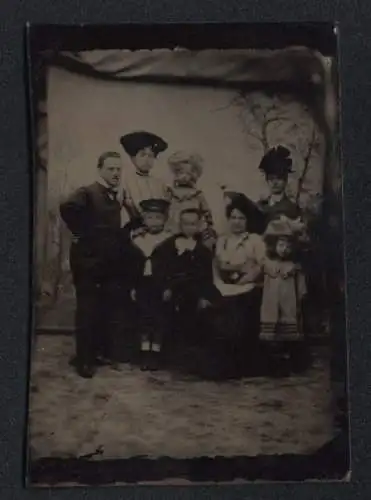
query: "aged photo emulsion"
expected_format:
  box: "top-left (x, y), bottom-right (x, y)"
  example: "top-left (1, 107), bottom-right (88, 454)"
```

top-left (26, 24), bottom-right (349, 485)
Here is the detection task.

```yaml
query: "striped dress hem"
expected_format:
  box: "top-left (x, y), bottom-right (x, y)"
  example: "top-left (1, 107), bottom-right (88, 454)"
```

top-left (260, 322), bottom-right (303, 342)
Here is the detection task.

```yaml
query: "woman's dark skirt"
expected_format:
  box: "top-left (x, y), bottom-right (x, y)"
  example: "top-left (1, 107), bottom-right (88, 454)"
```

top-left (196, 286), bottom-right (263, 380)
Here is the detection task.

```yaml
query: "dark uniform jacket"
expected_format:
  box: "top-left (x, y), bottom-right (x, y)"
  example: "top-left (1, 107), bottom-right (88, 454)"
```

top-left (258, 195), bottom-right (301, 222)
top-left (60, 181), bottom-right (124, 283)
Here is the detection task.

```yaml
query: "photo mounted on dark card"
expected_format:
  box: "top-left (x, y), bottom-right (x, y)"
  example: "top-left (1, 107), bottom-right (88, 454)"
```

top-left (25, 23), bottom-right (349, 486)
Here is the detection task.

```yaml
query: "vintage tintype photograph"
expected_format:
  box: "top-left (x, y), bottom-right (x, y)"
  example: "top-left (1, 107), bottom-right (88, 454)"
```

top-left (26, 24), bottom-right (349, 485)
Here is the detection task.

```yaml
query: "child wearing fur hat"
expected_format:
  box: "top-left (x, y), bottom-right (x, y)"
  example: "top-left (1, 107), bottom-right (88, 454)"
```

top-left (260, 216), bottom-right (309, 376)
top-left (166, 151), bottom-right (216, 249)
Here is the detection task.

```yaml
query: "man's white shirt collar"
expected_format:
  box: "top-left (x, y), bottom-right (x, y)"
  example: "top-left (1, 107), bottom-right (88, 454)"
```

top-left (268, 193), bottom-right (284, 206)
top-left (97, 178), bottom-right (118, 192)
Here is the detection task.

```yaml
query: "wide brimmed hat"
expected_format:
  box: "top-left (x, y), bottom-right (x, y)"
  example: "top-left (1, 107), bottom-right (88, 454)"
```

top-left (168, 151), bottom-right (204, 178)
top-left (264, 215), bottom-right (305, 238)
top-left (120, 131), bottom-right (168, 157)
top-left (139, 198), bottom-right (170, 214)
top-left (225, 191), bottom-right (266, 234)
top-left (258, 145), bottom-right (293, 177)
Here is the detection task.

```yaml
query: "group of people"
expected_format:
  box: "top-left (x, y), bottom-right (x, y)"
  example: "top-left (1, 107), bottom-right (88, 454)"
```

top-left (60, 131), bottom-right (312, 379)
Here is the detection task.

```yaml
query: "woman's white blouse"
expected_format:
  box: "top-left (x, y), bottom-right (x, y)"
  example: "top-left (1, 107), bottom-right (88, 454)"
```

top-left (213, 232), bottom-right (266, 297)
top-left (120, 166), bottom-right (170, 226)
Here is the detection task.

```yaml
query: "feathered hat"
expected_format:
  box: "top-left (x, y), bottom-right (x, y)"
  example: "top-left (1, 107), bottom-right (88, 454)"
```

top-left (120, 131), bottom-right (168, 157)
top-left (258, 145), bottom-right (293, 177)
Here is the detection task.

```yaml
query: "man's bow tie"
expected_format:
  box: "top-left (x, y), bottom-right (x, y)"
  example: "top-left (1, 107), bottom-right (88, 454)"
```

top-left (107, 188), bottom-right (118, 199)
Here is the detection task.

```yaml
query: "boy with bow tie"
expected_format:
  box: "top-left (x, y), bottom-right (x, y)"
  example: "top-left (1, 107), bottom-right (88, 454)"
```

top-left (153, 208), bottom-right (216, 357)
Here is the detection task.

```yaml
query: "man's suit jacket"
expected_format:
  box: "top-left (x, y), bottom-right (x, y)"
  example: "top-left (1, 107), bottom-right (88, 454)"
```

top-left (60, 181), bottom-right (124, 283)
top-left (258, 195), bottom-right (301, 222)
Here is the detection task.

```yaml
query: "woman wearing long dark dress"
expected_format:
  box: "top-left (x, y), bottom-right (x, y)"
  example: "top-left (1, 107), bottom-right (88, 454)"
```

top-left (202, 193), bottom-right (266, 379)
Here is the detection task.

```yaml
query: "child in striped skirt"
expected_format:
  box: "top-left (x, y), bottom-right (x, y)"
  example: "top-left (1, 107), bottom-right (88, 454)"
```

top-left (260, 216), bottom-right (308, 376)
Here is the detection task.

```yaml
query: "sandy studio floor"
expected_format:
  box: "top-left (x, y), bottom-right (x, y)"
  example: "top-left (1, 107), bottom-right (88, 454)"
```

top-left (28, 335), bottom-right (335, 462)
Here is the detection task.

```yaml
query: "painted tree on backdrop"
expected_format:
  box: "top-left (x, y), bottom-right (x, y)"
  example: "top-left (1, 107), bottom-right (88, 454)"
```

top-left (230, 90), bottom-right (324, 218)
top-left (223, 90), bottom-right (328, 336)
top-left (42, 169), bottom-right (73, 308)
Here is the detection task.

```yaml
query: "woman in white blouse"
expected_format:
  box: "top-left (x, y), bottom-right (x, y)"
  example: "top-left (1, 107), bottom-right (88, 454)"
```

top-left (208, 192), bottom-right (266, 378)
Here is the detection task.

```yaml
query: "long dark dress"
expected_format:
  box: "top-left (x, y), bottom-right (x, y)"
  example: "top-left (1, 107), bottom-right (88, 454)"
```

top-left (202, 232), bottom-right (265, 379)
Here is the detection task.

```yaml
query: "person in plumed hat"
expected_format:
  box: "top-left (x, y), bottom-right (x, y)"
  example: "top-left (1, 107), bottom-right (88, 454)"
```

top-left (127, 197), bottom-right (173, 371)
top-left (257, 145), bottom-right (301, 222)
top-left (260, 216), bottom-right (309, 376)
top-left (119, 131), bottom-right (171, 233)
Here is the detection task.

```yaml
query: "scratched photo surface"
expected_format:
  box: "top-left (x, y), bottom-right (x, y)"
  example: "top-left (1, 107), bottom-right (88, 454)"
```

top-left (27, 31), bottom-right (349, 485)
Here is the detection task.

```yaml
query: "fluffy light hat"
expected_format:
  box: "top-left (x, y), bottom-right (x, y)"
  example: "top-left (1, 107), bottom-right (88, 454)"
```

top-left (168, 150), bottom-right (204, 178)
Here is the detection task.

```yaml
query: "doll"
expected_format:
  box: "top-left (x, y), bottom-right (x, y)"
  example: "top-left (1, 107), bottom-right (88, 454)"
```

top-left (166, 151), bottom-right (216, 248)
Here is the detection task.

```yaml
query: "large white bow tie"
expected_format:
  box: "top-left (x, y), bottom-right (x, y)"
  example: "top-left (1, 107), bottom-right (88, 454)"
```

top-left (175, 237), bottom-right (197, 255)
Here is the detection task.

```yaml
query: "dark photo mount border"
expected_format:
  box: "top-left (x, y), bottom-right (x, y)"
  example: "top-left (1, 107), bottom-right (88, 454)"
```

top-left (25, 22), bottom-right (349, 486)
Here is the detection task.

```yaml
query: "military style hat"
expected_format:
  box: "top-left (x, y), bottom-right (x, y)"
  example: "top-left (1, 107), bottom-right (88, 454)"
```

top-left (139, 198), bottom-right (170, 214)
top-left (258, 145), bottom-right (294, 177)
top-left (120, 131), bottom-right (168, 157)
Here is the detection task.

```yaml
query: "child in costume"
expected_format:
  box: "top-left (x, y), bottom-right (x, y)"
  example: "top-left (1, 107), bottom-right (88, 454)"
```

top-left (129, 198), bottom-right (172, 371)
top-left (260, 216), bottom-right (309, 375)
top-left (166, 151), bottom-right (216, 248)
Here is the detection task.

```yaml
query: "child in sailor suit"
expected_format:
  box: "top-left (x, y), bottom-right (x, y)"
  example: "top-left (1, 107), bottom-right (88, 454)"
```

top-left (129, 198), bottom-right (172, 370)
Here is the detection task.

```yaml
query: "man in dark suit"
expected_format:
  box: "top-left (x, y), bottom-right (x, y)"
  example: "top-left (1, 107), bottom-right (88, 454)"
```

top-left (60, 151), bottom-right (126, 378)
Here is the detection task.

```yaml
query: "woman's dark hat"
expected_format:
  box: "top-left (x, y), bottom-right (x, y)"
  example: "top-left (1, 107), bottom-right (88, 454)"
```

top-left (258, 145), bottom-right (293, 177)
top-left (225, 191), bottom-right (266, 234)
top-left (139, 198), bottom-right (170, 214)
top-left (120, 131), bottom-right (168, 157)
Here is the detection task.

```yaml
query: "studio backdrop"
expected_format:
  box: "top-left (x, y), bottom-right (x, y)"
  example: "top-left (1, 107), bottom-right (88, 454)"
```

top-left (32, 48), bottom-right (341, 332)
